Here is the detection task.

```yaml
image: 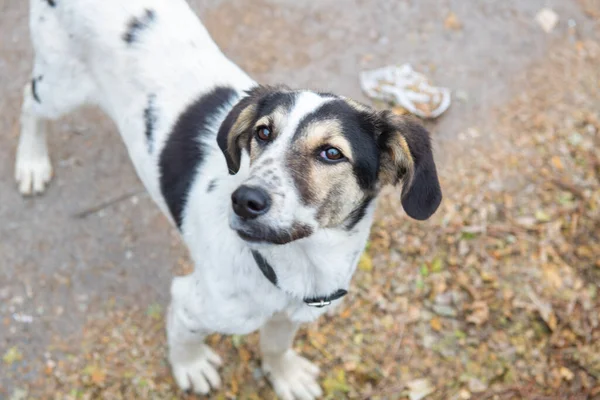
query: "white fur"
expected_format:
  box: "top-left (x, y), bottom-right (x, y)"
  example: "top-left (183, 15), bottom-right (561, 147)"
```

top-left (17, 1), bottom-right (376, 398)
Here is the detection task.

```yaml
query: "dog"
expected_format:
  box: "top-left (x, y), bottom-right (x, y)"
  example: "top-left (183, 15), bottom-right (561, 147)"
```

top-left (15, 0), bottom-right (442, 398)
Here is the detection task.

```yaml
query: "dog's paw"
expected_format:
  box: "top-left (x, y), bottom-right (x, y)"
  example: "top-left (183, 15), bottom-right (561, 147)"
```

top-left (263, 350), bottom-right (323, 400)
top-left (170, 344), bottom-right (222, 395)
top-left (15, 155), bottom-right (53, 195)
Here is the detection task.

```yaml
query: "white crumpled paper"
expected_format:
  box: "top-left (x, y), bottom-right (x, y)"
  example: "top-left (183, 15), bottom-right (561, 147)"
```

top-left (359, 64), bottom-right (451, 119)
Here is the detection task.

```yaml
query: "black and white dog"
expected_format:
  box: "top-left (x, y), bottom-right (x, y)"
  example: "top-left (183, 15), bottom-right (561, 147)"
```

top-left (15, 0), bottom-right (442, 398)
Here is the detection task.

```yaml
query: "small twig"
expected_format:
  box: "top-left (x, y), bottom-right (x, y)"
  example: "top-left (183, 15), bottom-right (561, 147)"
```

top-left (72, 189), bottom-right (145, 218)
top-left (549, 178), bottom-right (587, 200)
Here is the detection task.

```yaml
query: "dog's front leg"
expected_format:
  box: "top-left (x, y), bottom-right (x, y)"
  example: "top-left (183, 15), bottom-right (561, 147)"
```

top-left (260, 313), bottom-right (323, 400)
top-left (166, 277), bottom-right (222, 395)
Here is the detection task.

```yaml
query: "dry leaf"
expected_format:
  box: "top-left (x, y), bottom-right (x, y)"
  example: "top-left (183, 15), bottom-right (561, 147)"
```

top-left (444, 12), bottom-right (462, 30)
top-left (527, 287), bottom-right (558, 331)
top-left (3, 347), bottom-right (23, 365)
top-left (468, 377), bottom-right (488, 393)
top-left (323, 368), bottom-right (351, 395)
top-left (358, 252), bottom-right (373, 272)
top-left (230, 376), bottom-right (239, 395)
top-left (239, 347), bottom-right (251, 362)
top-left (542, 265), bottom-right (563, 289)
top-left (407, 378), bottom-right (435, 400)
top-left (430, 317), bottom-right (443, 332)
top-left (91, 368), bottom-right (106, 385)
top-left (560, 367), bottom-right (574, 381)
top-left (551, 156), bottom-right (564, 170)
top-left (466, 301), bottom-right (490, 326)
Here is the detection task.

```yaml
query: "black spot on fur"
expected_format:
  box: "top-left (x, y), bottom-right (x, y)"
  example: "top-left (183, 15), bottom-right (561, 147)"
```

top-left (207, 179), bottom-right (218, 193)
top-left (345, 196), bottom-right (373, 230)
top-left (123, 9), bottom-right (156, 44)
top-left (45, 0), bottom-right (56, 7)
top-left (31, 75), bottom-right (43, 103)
top-left (251, 250), bottom-right (278, 286)
top-left (144, 94), bottom-right (157, 152)
top-left (159, 87), bottom-right (238, 228)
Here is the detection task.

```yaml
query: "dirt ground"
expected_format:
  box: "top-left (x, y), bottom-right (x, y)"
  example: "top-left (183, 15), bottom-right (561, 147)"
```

top-left (1, 0), bottom-right (599, 399)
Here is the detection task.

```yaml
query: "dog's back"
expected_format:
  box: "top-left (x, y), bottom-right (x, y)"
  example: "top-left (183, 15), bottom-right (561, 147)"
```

top-left (28, 0), bottom-right (254, 206)
top-left (31, 0), bottom-right (253, 119)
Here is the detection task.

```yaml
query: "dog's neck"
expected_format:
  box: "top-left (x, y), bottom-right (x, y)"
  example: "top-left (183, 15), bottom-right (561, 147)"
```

top-left (245, 207), bottom-right (375, 303)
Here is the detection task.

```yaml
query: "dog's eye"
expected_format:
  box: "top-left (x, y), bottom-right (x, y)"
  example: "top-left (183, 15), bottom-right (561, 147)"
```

top-left (256, 126), bottom-right (271, 141)
top-left (319, 147), bottom-right (344, 162)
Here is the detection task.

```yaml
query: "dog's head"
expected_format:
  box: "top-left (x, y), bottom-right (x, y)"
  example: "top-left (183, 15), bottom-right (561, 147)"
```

top-left (217, 86), bottom-right (442, 245)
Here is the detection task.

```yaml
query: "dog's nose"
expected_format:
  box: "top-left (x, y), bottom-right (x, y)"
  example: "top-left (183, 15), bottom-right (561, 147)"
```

top-left (231, 185), bottom-right (271, 219)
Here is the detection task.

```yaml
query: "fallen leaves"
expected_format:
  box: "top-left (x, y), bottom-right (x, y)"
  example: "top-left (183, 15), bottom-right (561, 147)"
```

top-left (559, 367), bottom-right (574, 381)
top-left (551, 155), bottom-right (564, 170)
top-left (444, 12), bottom-right (463, 31)
top-left (3, 346), bottom-right (23, 365)
top-left (466, 301), bottom-right (490, 326)
top-left (83, 364), bottom-right (107, 386)
top-left (358, 252), bottom-right (373, 272)
top-left (430, 317), bottom-right (443, 332)
top-left (145, 303), bottom-right (162, 320)
top-left (467, 377), bottom-right (487, 393)
top-left (322, 368), bottom-right (351, 396)
top-left (407, 378), bottom-right (435, 400)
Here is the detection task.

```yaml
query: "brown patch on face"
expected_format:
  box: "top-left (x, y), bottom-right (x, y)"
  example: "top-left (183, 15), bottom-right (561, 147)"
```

top-left (286, 118), bottom-right (368, 227)
top-left (301, 119), bottom-right (353, 161)
top-left (314, 165), bottom-right (368, 227)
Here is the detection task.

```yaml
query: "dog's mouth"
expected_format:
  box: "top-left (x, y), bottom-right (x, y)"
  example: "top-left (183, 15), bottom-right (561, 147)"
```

top-left (236, 230), bottom-right (270, 244)
top-left (234, 223), bottom-right (314, 246)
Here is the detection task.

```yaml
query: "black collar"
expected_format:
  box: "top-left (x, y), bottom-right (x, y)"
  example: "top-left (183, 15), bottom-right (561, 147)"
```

top-left (251, 250), bottom-right (348, 308)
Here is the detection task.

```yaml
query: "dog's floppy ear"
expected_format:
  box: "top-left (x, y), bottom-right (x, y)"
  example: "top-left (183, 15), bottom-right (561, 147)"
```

top-left (217, 85), bottom-right (284, 174)
top-left (377, 111), bottom-right (442, 220)
top-left (217, 89), bottom-right (259, 174)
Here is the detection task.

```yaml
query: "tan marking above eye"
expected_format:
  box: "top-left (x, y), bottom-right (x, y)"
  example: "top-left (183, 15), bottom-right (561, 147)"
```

top-left (254, 116), bottom-right (271, 130)
top-left (300, 119), bottom-right (353, 161)
top-left (252, 106), bottom-right (290, 141)
top-left (323, 138), bottom-right (352, 161)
